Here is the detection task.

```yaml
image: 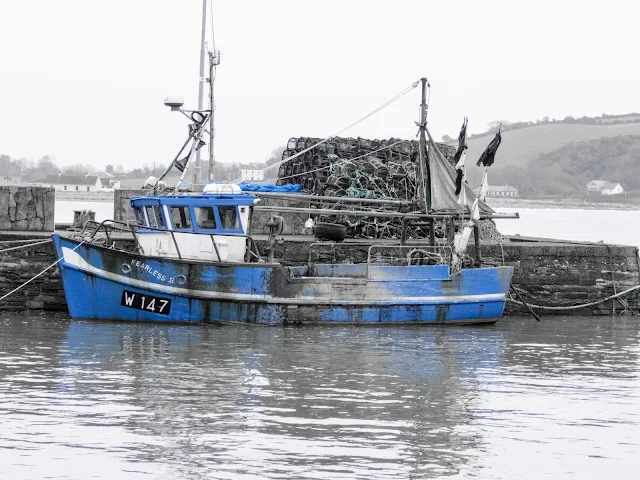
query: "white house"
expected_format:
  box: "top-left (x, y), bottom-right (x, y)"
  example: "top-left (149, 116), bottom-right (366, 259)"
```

top-left (601, 182), bottom-right (624, 195)
top-left (240, 166), bottom-right (264, 182)
top-left (39, 174), bottom-right (102, 192)
top-left (586, 179), bottom-right (624, 195)
top-left (587, 179), bottom-right (607, 193)
top-left (486, 185), bottom-right (518, 197)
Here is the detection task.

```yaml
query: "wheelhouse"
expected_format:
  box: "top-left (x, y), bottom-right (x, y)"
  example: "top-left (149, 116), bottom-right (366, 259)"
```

top-left (129, 192), bottom-right (257, 262)
top-left (131, 194), bottom-right (255, 235)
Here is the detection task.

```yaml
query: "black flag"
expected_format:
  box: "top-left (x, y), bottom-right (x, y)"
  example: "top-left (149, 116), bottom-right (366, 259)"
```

top-left (455, 169), bottom-right (464, 195)
top-left (453, 117), bottom-right (468, 165)
top-left (453, 117), bottom-right (468, 195)
top-left (476, 128), bottom-right (502, 167)
top-left (172, 140), bottom-right (206, 172)
top-left (173, 156), bottom-right (188, 172)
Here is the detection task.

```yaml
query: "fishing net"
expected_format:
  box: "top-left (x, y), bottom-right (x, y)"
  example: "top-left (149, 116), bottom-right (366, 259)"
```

top-left (276, 136), bottom-right (460, 240)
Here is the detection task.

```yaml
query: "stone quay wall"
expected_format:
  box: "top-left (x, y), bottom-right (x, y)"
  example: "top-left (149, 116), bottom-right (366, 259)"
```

top-left (0, 186), bottom-right (55, 231)
top-left (481, 242), bottom-right (640, 316)
top-left (0, 234), bottom-right (66, 312)
top-left (114, 189), bottom-right (152, 224)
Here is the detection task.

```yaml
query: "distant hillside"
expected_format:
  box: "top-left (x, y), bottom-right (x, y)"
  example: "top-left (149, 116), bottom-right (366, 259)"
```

top-left (461, 122), bottom-right (640, 189)
top-left (486, 135), bottom-right (640, 195)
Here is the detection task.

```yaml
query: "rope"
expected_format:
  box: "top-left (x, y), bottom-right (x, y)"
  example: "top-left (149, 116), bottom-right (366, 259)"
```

top-left (0, 239), bottom-right (51, 254)
top-left (507, 283), bottom-right (640, 311)
top-left (232, 80), bottom-right (420, 182)
top-left (0, 240), bottom-right (85, 303)
top-left (0, 238), bottom-right (50, 244)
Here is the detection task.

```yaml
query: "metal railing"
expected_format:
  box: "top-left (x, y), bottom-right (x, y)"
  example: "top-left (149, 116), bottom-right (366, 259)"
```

top-left (367, 244), bottom-right (452, 267)
top-left (307, 241), bottom-right (374, 270)
top-left (79, 219), bottom-right (262, 263)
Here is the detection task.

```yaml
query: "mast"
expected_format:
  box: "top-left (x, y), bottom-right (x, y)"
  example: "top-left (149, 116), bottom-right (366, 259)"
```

top-left (206, 1), bottom-right (220, 184)
top-left (417, 77), bottom-right (429, 212)
top-left (194, 0), bottom-right (208, 185)
top-left (208, 50), bottom-right (220, 183)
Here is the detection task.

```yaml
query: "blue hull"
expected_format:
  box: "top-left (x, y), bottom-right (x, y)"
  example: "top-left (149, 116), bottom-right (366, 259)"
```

top-left (52, 234), bottom-right (512, 325)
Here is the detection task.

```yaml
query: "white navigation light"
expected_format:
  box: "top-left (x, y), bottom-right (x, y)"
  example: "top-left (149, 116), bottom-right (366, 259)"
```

top-left (164, 96), bottom-right (184, 111)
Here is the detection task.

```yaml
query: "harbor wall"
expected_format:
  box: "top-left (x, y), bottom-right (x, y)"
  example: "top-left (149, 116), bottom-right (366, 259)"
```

top-left (0, 186), bottom-right (55, 231)
top-left (1, 230), bottom-right (638, 316)
top-left (0, 235), bottom-right (66, 312)
top-left (114, 189), bottom-right (150, 224)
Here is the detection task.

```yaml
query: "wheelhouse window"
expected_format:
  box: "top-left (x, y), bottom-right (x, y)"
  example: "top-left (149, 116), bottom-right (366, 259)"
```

top-left (218, 206), bottom-right (239, 230)
top-left (194, 207), bottom-right (217, 230)
top-left (133, 207), bottom-right (145, 226)
top-left (144, 205), bottom-right (165, 229)
top-left (170, 206), bottom-right (192, 230)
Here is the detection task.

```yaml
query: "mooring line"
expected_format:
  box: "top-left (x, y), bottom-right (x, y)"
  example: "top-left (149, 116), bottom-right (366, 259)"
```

top-left (0, 238), bottom-right (50, 244)
top-left (507, 283), bottom-right (640, 311)
top-left (0, 239), bottom-right (52, 254)
top-left (0, 240), bottom-right (85, 303)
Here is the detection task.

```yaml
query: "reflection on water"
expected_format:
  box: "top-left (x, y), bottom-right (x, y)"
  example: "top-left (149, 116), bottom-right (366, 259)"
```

top-left (1, 314), bottom-right (639, 479)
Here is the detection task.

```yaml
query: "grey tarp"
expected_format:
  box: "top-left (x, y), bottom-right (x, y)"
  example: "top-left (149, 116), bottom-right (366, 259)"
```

top-left (425, 127), bottom-right (494, 214)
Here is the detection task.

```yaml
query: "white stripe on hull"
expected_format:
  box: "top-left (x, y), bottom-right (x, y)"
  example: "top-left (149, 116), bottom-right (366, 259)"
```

top-left (62, 247), bottom-right (507, 306)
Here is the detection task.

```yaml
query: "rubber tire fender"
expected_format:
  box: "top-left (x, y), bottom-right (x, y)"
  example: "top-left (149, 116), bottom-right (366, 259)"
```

top-left (313, 222), bottom-right (347, 242)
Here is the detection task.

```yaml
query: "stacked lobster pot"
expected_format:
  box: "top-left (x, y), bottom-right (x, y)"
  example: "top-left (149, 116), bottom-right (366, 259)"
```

top-left (276, 136), bottom-right (457, 239)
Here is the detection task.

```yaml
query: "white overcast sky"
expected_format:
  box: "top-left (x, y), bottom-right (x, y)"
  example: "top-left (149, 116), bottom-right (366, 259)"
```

top-left (1, 0), bottom-right (638, 170)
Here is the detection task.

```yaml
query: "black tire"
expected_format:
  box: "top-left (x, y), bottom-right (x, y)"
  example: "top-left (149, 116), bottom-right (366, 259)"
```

top-left (314, 222), bottom-right (347, 242)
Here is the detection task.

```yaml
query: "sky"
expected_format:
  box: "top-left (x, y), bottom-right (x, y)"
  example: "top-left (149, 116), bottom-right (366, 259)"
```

top-left (1, 0), bottom-right (639, 172)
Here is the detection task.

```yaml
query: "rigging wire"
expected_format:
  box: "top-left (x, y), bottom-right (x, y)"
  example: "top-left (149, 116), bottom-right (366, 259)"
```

top-left (231, 80), bottom-right (420, 182)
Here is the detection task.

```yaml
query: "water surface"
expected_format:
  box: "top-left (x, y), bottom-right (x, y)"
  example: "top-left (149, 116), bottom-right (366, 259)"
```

top-left (1, 314), bottom-right (638, 479)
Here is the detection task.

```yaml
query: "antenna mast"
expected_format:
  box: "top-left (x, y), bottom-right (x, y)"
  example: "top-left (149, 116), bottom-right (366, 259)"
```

top-left (208, 49), bottom-right (220, 183)
top-left (194, 0), bottom-right (208, 185)
top-left (207, 1), bottom-right (220, 183)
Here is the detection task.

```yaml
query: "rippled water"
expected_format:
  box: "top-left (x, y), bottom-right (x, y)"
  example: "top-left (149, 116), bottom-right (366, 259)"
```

top-left (1, 315), bottom-right (639, 479)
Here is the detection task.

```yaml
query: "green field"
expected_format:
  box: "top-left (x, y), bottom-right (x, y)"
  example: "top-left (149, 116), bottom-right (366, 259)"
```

top-left (463, 122), bottom-right (640, 187)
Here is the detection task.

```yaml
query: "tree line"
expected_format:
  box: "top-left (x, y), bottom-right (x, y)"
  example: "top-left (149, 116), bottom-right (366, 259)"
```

top-left (0, 146), bottom-right (286, 182)
top-left (442, 112), bottom-right (640, 143)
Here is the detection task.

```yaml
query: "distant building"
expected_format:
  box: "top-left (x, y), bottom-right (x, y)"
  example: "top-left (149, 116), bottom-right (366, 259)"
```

top-left (586, 179), bottom-right (624, 195)
top-left (601, 182), bottom-right (624, 195)
top-left (239, 164), bottom-right (264, 182)
top-left (486, 185), bottom-right (518, 197)
top-left (587, 179), bottom-right (607, 193)
top-left (37, 174), bottom-right (103, 192)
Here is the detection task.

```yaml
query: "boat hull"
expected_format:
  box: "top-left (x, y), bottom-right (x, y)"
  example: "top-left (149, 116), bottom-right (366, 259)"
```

top-left (52, 234), bottom-right (512, 325)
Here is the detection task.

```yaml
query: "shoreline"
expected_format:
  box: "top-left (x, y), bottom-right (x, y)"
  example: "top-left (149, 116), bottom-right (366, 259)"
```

top-left (486, 197), bottom-right (640, 211)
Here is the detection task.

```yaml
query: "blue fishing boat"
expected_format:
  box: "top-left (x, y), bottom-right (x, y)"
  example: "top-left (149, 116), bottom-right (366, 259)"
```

top-left (51, 184), bottom-right (512, 324)
top-left (51, 6), bottom-right (515, 324)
